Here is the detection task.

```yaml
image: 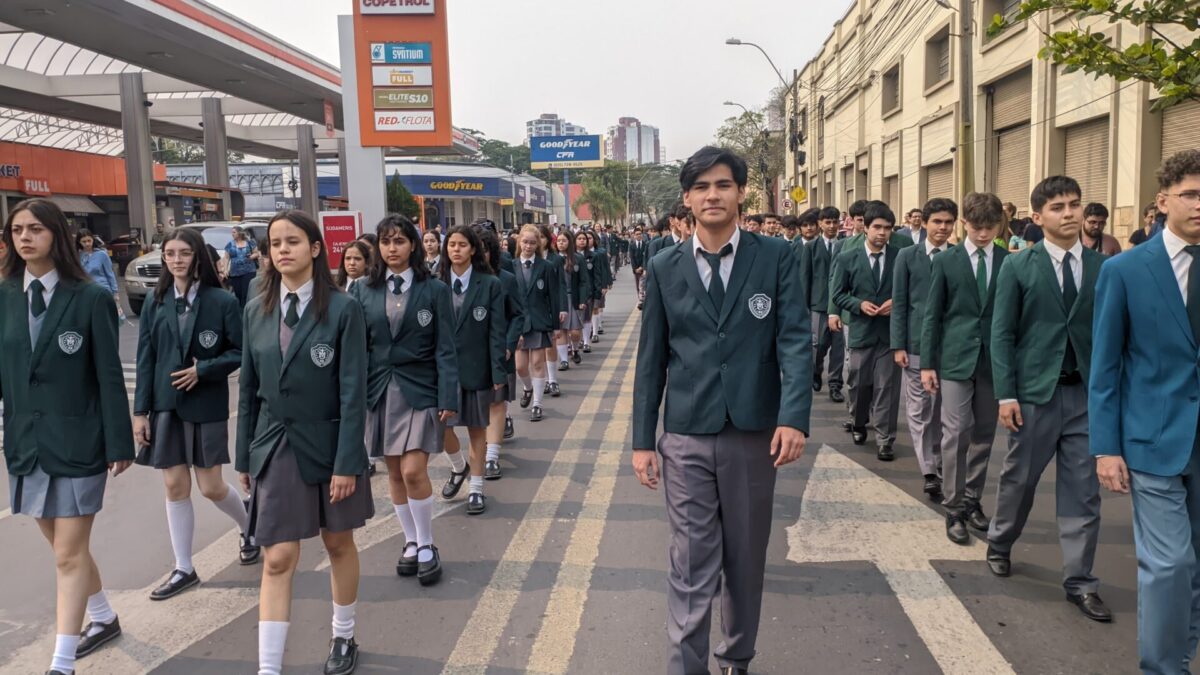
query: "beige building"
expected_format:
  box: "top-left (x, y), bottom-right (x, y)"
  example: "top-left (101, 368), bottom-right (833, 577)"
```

top-left (784, 0), bottom-right (1199, 240)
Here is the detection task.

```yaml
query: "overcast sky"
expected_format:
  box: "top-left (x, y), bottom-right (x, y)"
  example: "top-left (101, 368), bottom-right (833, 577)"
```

top-left (207, 0), bottom-right (851, 162)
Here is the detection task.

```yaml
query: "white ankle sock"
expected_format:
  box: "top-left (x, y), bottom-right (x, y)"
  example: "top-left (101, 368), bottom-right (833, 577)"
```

top-left (331, 602), bottom-right (356, 640)
top-left (447, 449), bottom-right (467, 473)
top-left (546, 366), bottom-right (558, 384)
top-left (409, 495), bottom-right (435, 562)
top-left (485, 443), bottom-right (500, 463)
top-left (86, 590), bottom-right (117, 628)
top-left (165, 498), bottom-right (195, 573)
top-left (531, 378), bottom-right (545, 407)
top-left (596, 314), bottom-right (603, 331)
top-left (393, 503), bottom-right (417, 549)
top-left (557, 345), bottom-right (569, 362)
top-left (211, 482), bottom-right (250, 533)
top-left (520, 374), bottom-right (532, 391)
top-left (50, 634), bottom-right (79, 673)
top-left (469, 476), bottom-right (484, 495)
top-left (257, 621), bottom-right (289, 675)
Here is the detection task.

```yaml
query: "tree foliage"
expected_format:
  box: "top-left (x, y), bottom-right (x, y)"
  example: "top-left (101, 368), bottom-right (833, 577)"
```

top-left (386, 170), bottom-right (420, 219)
top-left (714, 108), bottom-right (785, 212)
top-left (988, 0), bottom-right (1200, 110)
top-left (152, 137), bottom-right (245, 164)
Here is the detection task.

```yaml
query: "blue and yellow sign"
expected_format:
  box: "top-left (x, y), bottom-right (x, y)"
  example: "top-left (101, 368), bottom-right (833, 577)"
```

top-left (530, 135), bottom-right (605, 170)
top-left (370, 42), bottom-right (433, 64)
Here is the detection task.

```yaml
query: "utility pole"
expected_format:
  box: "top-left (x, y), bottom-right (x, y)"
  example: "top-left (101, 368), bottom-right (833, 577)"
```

top-left (957, 0), bottom-right (975, 200)
top-left (626, 161), bottom-right (631, 228)
top-left (563, 168), bottom-right (571, 230)
top-left (509, 153), bottom-right (518, 232)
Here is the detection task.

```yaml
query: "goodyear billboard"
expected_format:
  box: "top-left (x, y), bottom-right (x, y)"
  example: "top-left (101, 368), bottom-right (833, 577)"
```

top-left (530, 135), bottom-right (605, 170)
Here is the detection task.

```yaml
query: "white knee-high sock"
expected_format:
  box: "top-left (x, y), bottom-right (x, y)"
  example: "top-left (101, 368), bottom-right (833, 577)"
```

top-left (447, 449), bottom-right (467, 472)
top-left (557, 345), bottom-right (569, 362)
top-left (520, 374), bottom-right (532, 391)
top-left (393, 503), bottom-right (417, 553)
top-left (165, 498), bottom-right (195, 573)
top-left (257, 621), bottom-right (289, 675)
top-left (531, 378), bottom-right (545, 407)
top-left (84, 590), bottom-right (116, 636)
top-left (50, 634), bottom-right (79, 673)
top-left (546, 365), bottom-right (558, 384)
top-left (409, 495), bottom-right (435, 562)
top-left (582, 324), bottom-right (592, 346)
top-left (331, 601), bottom-right (356, 640)
top-left (211, 483), bottom-right (250, 533)
top-left (485, 443), bottom-right (500, 463)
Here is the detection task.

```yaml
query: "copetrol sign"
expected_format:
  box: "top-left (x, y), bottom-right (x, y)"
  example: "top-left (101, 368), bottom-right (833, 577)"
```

top-left (359, 0), bottom-right (434, 14)
top-left (374, 88), bottom-right (433, 109)
top-left (530, 135), bottom-right (605, 169)
top-left (372, 65), bottom-right (433, 87)
top-left (370, 42), bottom-right (432, 64)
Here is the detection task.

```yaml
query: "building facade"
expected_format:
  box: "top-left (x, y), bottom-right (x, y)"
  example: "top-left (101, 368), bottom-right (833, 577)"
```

top-left (607, 117), bottom-right (662, 166)
top-left (784, 0), bottom-right (1200, 241)
top-left (525, 113), bottom-right (589, 141)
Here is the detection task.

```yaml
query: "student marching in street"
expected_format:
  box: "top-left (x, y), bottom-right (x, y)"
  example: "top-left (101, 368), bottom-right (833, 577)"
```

top-left (556, 231), bottom-right (592, 367)
top-left (1, 198), bottom-right (135, 675)
top-left (920, 193), bottom-right (1007, 542)
top-left (236, 210), bottom-right (373, 675)
top-left (630, 221), bottom-right (649, 310)
top-left (538, 224), bottom-right (567, 391)
top-left (798, 206), bottom-right (845, 403)
top-left (890, 199), bottom-right (955, 503)
top-left (471, 227), bottom-right (523, 468)
top-left (134, 227), bottom-right (258, 604)
top-left (336, 240), bottom-right (372, 292)
top-left (514, 225), bottom-right (566, 423)
top-left (352, 215), bottom-right (457, 587)
top-left (987, 177), bottom-right (1110, 622)
top-left (423, 229), bottom-right (441, 276)
top-left (438, 225), bottom-right (508, 516)
top-left (830, 201), bottom-right (902, 460)
top-left (588, 231), bottom-right (613, 341)
top-left (578, 231), bottom-right (600, 354)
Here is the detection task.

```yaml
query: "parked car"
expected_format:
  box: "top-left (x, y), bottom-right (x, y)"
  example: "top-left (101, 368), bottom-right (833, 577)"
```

top-left (105, 234), bottom-right (145, 274)
top-left (124, 222), bottom-right (266, 316)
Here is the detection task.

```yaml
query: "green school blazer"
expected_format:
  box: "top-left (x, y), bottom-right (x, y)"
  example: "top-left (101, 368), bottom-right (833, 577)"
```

top-left (890, 244), bottom-right (936, 355)
top-left (830, 244), bottom-right (900, 349)
top-left (134, 285), bottom-right (243, 423)
top-left (499, 269), bottom-right (522, 374)
top-left (591, 250), bottom-right (613, 289)
top-left (564, 253), bottom-right (593, 307)
top-left (827, 231), bottom-right (913, 319)
top-left (799, 236), bottom-right (836, 313)
top-left (513, 256), bottom-right (562, 333)
top-left (449, 272), bottom-right (508, 391)
top-left (235, 289), bottom-right (368, 484)
top-left (351, 276), bottom-right (459, 413)
top-left (990, 243), bottom-right (1102, 404)
top-left (919, 245), bottom-right (1008, 379)
top-left (0, 278), bottom-right (134, 477)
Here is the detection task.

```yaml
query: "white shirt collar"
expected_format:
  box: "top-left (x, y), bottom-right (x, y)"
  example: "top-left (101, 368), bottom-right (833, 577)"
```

top-left (692, 226), bottom-right (741, 260)
top-left (174, 282), bottom-right (199, 304)
top-left (387, 267), bottom-right (414, 290)
top-left (23, 268), bottom-right (59, 294)
top-left (964, 237), bottom-right (994, 258)
top-left (924, 239), bottom-right (947, 256)
top-left (1162, 226), bottom-right (1191, 262)
top-left (519, 254), bottom-right (537, 265)
top-left (451, 265), bottom-right (473, 290)
top-left (863, 240), bottom-right (885, 257)
top-left (279, 278), bottom-right (314, 314)
top-left (1043, 237), bottom-right (1084, 263)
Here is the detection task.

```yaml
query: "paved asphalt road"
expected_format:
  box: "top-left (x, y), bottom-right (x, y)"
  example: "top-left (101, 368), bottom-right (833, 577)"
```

top-left (0, 274), bottom-right (1176, 674)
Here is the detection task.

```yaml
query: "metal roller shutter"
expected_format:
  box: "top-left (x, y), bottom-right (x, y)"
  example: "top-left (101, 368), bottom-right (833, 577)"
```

top-left (1064, 116), bottom-right (1110, 205)
top-left (1162, 99), bottom-right (1200, 160)
top-left (995, 124), bottom-right (1031, 211)
top-left (883, 175), bottom-right (900, 209)
top-left (992, 68), bottom-right (1032, 129)
top-left (843, 165), bottom-right (854, 205)
top-left (925, 161), bottom-right (954, 201)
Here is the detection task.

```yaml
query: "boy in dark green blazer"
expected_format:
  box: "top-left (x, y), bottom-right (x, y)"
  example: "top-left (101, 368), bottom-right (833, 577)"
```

top-left (919, 193), bottom-right (1008, 544)
top-left (986, 177), bottom-right (1109, 621)
top-left (799, 206), bottom-right (846, 402)
top-left (830, 201), bottom-right (902, 459)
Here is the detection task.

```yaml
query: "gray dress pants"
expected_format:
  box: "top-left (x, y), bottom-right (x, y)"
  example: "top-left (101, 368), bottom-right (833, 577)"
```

top-left (903, 354), bottom-right (942, 476)
top-left (939, 365), bottom-right (999, 509)
top-left (848, 343), bottom-right (901, 447)
top-left (659, 427), bottom-right (776, 675)
top-left (811, 311), bottom-right (844, 389)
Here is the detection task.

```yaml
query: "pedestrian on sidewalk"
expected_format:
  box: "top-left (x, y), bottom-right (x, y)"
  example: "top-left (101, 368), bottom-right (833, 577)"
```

top-left (134, 227), bottom-right (259, 605)
top-left (632, 146), bottom-right (811, 675)
top-left (513, 224), bottom-right (565, 423)
top-left (0, 198), bottom-right (136, 675)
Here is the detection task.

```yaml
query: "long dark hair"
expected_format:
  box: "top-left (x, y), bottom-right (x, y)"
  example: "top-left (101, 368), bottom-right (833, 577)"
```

top-left (154, 228), bottom-right (221, 304)
top-left (476, 226), bottom-right (504, 276)
top-left (557, 231), bottom-right (577, 274)
top-left (437, 224), bottom-right (491, 285)
top-left (259, 210), bottom-right (337, 321)
top-left (75, 228), bottom-right (98, 251)
top-left (336, 240), bottom-right (374, 288)
top-left (537, 224), bottom-right (555, 258)
top-left (368, 214), bottom-right (429, 288)
top-left (2, 198), bottom-right (89, 283)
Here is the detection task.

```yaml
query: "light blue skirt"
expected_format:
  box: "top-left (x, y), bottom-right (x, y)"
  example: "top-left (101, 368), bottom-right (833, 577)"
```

top-left (9, 464), bottom-right (107, 519)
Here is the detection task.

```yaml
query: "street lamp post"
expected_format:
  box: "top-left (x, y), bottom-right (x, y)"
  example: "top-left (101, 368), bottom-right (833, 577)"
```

top-left (726, 38), bottom-right (798, 214)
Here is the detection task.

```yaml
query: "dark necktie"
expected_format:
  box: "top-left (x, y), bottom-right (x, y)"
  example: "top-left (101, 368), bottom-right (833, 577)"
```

top-left (870, 252), bottom-right (883, 289)
top-left (453, 279), bottom-right (464, 295)
top-left (701, 243), bottom-right (734, 311)
top-left (976, 250), bottom-right (988, 303)
top-left (176, 297), bottom-right (190, 314)
top-left (930, 247), bottom-right (941, 257)
top-left (1185, 246), bottom-right (1200, 342)
top-left (1061, 252), bottom-right (1078, 374)
top-left (524, 260), bottom-right (532, 269)
top-left (390, 275), bottom-right (404, 296)
top-left (28, 279), bottom-right (46, 318)
top-left (284, 292), bottom-right (300, 328)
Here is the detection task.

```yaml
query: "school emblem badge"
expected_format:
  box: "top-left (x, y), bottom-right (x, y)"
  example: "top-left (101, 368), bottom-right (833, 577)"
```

top-left (473, 306), bottom-right (487, 322)
top-left (198, 330), bottom-right (219, 349)
top-left (417, 309), bottom-right (433, 327)
top-left (310, 343), bottom-right (335, 368)
top-left (536, 278), bottom-right (545, 290)
top-left (748, 294), bottom-right (772, 320)
top-left (57, 331), bottom-right (83, 355)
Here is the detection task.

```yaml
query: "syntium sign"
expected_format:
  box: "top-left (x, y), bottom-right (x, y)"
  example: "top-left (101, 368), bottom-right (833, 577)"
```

top-left (374, 87), bottom-right (433, 109)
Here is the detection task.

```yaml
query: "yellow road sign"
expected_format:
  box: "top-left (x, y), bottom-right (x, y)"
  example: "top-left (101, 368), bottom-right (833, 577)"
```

top-left (789, 186), bottom-right (808, 203)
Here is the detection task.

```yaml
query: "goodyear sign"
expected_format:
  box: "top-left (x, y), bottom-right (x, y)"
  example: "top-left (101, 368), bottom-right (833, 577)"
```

top-left (401, 175), bottom-right (502, 197)
top-left (370, 42), bottom-right (432, 64)
top-left (374, 87), bottom-right (433, 109)
top-left (530, 135), bottom-right (605, 169)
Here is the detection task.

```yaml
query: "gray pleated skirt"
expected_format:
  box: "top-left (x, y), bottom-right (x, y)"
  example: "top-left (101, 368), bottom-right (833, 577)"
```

top-left (135, 411), bottom-right (230, 469)
top-left (366, 378), bottom-right (444, 457)
top-left (247, 439), bottom-right (374, 547)
top-left (563, 294), bottom-right (585, 331)
top-left (520, 330), bottom-right (554, 350)
top-left (593, 294), bottom-right (606, 309)
top-left (9, 464), bottom-right (107, 519)
top-left (494, 372), bottom-right (517, 404)
top-left (447, 386), bottom-right (494, 428)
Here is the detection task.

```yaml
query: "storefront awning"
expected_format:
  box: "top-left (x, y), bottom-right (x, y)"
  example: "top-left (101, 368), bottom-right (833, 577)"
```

top-left (49, 194), bottom-right (104, 214)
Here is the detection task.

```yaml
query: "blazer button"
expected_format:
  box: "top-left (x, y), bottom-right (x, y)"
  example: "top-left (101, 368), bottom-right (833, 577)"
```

top-left (721, 363), bottom-right (728, 371)
top-left (33, 411), bottom-right (42, 419)
top-left (282, 391), bottom-right (290, 398)
top-left (719, 332), bottom-right (726, 339)
top-left (30, 378), bottom-right (38, 386)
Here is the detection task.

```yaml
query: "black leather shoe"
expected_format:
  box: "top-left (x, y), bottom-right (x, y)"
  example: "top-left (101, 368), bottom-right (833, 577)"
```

top-left (417, 545), bottom-right (442, 586)
top-left (813, 371), bottom-right (823, 392)
top-left (520, 388), bottom-right (533, 408)
top-left (396, 542), bottom-right (418, 576)
top-left (485, 460), bottom-right (502, 480)
top-left (558, 360), bottom-right (569, 371)
top-left (876, 445), bottom-right (895, 461)
top-left (467, 492), bottom-right (486, 515)
top-left (946, 511), bottom-right (970, 545)
top-left (720, 667), bottom-right (748, 675)
top-left (1067, 592), bottom-right (1113, 623)
top-left (637, 302), bottom-right (644, 310)
top-left (503, 417), bottom-right (515, 439)
top-left (150, 568), bottom-right (199, 601)
top-left (572, 349), bottom-right (582, 364)
top-left (324, 636), bottom-right (358, 675)
top-left (367, 461), bottom-right (377, 477)
top-left (46, 670), bottom-right (69, 674)
top-left (841, 421), bottom-right (853, 433)
top-left (598, 328), bottom-right (605, 335)
top-left (76, 616), bottom-right (121, 657)
top-left (986, 546), bottom-right (1011, 577)
top-left (530, 405), bottom-right (543, 422)
top-left (442, 462), bottom-right (470, 499)
top-left (582, 344), bottom-right (591, 353)
top-left (965, 500), bottom-right (991, 531)
top-left (830, 388), bottom-right (845, 403)
top-left (923, 475), bottom-right (944, 503)
top-left (239, 533), bottom-right (260, 565)
top-left (851, 427), bottom-right (867, 445)
top-left (543, 381), bottom-right (551, 395)
top-left (549, 382), bottom-right (561, 397)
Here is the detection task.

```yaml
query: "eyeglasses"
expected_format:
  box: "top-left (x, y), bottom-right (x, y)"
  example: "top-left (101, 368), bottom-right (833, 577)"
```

top-left (1164, 191), bottom-right (1200, 206)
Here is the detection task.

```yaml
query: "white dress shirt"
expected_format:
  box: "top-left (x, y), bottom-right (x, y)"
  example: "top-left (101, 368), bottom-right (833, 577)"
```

top-left (863, 241), bottom-right (887, 277)
top-left (1042, 238), bottom-right (1084, 291)
top-left (174, 281), bottom-right (199, 305)
top-left (693, 227), bottom-right (741, 288)
top-left (279, 278), bottom-right (314, 319)
top-left (386, 268), bottom-right (414, 294)
top-left (963, 238), bottom-right (996, 289)
top-left (924, 239), bottom-right (948, 257)
top-left (24, 268), bottom-right (59, 310)
top-left (821, 235), bottom-right (836, 255)
top-left (451, 265), bottom-right (473, 293)
top-left (1161, 227), bottom-right (1194, 303)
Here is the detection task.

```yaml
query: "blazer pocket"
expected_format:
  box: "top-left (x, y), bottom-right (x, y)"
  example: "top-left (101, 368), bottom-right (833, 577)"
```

top-left (1126, 396), bottom-right (1165, 445)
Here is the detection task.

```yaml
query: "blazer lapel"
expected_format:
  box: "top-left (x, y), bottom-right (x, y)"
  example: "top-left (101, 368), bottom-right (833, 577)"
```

top-left (1146, 237), bottom-right (1195, 347)
top-left (180, 289), bottom-right (199, 360)
top-left (953, 246), bottom-right (984, 313)
top-left (1069, 251), bottom-right (1100, 321)
top-left (398, 280), bottom-right (423, 337)
top-left (163, 291), bottom-right (183, 358)
top-left (456, 277), bottom-right (482, 331)
top-left (984, 248), bottom-right (1006, 313)
top-left (32, 281), bottom-right (77, 370)
top-left (1034, 245), bottom-right (1068, 315)
top-left (369, 283), bottom-right (390, 339)
top-left (880, 246), bottom-right (899, 296)
top-left (719, 235), bottom-right (758, 326)
top-left (677, 241), bottom-right (718, 324)
top-left (282, 302), bottom-right (318, 373)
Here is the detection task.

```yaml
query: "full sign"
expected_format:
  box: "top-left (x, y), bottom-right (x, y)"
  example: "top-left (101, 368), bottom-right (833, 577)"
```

top-left (530, 135), bottom-right (606, 170)
top-left (371, 65), bottom-right (433, 87)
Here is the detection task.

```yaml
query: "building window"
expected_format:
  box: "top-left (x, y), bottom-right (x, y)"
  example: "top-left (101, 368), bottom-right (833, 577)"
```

top-left (983, 0), bottom-right (1022, 40)
top-left (925, 26), bottom-right (951, 90)
top-left (881, 63), bottom-right (901, 117)
top-left (817, 98), bottom-right (826, 161)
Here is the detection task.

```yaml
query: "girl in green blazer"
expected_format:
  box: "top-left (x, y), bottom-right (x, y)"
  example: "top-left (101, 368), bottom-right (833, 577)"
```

top-left (351, 215), bottom-right (457, 586)
top-left (134, 227), bottom-right (257, 604)
top-left (586, 230), bottom-right (613, 340)
top-left (513, 224), bottom-right (564, 422)
top-left (0, 198), bottom-right (134, 673)
top-left (538, 224), bottom-right (567, 395)
top-left (437, 225), bottom-right (507, 516)
top-left (556, 231), bottom-right (591, 366)
top-left (235, 210), bottom-right (371, 675)
top-left (577, 231), bottom-right (600, 353)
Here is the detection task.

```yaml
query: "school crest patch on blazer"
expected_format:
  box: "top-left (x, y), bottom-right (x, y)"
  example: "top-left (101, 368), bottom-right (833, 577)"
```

top-left (198, 330), bottom-right (219, 349)
top-left (310, 343), bottom-right (335, 368)
top-left (536, 278), bottom-right (545, 290)
top-left (417, 309), bottom-right (433, 327)
top-left (748, 294), bottom-right (772, 320)
top-left (473, 306), bottom-right (487, 322)
top-left (57, 331), bottom-right (83, 355)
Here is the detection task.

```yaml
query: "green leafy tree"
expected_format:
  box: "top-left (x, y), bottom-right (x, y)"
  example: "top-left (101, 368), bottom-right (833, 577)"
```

top-left (386, 170), bottom-right (420, 219)
top-left (714, 108), bottom-right (784, 212)
top-left (152, 137), bottom-right (244, 164)
top-left (989, 0), bottom-right (1200, 110)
